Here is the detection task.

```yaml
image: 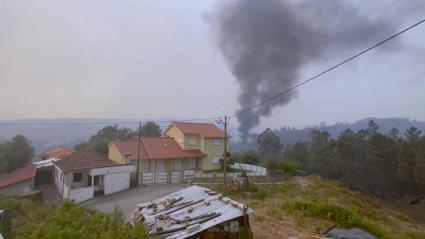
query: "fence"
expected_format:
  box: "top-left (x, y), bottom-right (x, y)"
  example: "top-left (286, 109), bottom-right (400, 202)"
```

top-left (229, 163), bottom-right (267, 176)
top-left (139, 165), bottom-right (271, 185)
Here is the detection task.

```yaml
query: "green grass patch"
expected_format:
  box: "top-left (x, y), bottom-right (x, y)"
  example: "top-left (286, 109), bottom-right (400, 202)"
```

top-left (282, 200), bottom-right (388, 238)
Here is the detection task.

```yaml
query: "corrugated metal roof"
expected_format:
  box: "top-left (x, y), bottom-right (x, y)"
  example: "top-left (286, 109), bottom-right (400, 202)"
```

top-left (131, 185), bottom-right (253, 239)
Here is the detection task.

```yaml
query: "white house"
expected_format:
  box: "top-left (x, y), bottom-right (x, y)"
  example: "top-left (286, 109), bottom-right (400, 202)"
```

top-left (53, 148), bottom-right (134, 203)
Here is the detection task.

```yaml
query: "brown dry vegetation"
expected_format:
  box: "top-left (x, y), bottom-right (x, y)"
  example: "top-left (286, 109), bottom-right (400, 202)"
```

top-left (211, 176), bottom-right (425, 239)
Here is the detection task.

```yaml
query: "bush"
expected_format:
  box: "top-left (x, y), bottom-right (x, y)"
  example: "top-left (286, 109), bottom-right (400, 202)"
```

top-left (279, 161), bottom-right (297, 173)
top-left (282, 200), bottom-right (388, 238)
top-left (0, 196), bottom-right (148, 239)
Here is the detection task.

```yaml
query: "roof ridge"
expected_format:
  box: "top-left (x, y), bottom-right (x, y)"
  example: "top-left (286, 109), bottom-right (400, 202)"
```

top-left (140, 139), bottom-right (151, 160)
top-left (173, 121), bottom-right (215, 125)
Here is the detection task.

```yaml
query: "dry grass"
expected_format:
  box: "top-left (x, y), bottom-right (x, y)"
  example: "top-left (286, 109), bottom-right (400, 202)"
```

top-left (211, 176), bottom-right (425, 239)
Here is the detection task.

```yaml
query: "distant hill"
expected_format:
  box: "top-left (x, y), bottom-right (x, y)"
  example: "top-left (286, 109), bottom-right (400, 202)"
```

top-left (231, 117), bottom-right (425, 151)
top-left (0, 119), bottom-right (139, 153)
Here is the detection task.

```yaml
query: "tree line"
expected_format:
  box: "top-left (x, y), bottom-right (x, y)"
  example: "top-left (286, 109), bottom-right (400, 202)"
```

top-left (233, 120), bottom-right (425, 198)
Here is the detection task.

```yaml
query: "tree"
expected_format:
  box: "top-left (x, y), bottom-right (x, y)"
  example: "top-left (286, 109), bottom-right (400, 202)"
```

top-left (284, 142), bottom-right (309, 169)
top-left (399, 141), bottom-right (416, 184)
top-left (141, 122), bottom-right (162, 137)
top-left (257, 128), bottom-right (283, 156)
top-left (73, 142), bottom-right (90, 151)
top-left (367, 120), bottom-right (379, 136)
top-left (366, 133), bottom-right (399, 197)
top-left (308, 129), bottom-right (332, 174)
top-left (405, 127), bottom-right (421, 143)
top-left (414, 137), bottom-right (425, 189)
top-left (389, 127), bottom-right (399, 141)
top-left (0, 135), bottom-right (34, 174)
top-left (84, 125), bottom-right (138, 154)
top-left (399, 127), bottom-right (421, 187)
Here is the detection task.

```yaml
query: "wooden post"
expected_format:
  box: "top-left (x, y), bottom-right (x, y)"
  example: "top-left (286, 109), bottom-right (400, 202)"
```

top-left (223, 115), bottom-right (228, 189)
top-left (135, 122), bottom-right (142, 186)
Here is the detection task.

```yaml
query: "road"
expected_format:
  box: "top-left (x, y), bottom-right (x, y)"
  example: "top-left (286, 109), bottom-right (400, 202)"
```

top-left (82, 184), bottom-right (187, 221)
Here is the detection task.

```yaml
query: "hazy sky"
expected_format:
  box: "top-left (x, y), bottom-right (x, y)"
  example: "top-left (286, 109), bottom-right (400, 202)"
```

top-left (1, 0), bottom-right (424, 132)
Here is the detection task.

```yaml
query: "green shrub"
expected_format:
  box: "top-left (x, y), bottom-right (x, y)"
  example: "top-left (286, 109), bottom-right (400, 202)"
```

top-left (282, 200), bottom-right (388, 238)
top-left (279, 161), bottom-right (297, 173)
top-left (0, 196), bottom-right (148, 239)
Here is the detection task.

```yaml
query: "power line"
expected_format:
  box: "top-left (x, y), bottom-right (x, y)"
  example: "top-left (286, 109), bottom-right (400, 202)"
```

top-left (0, 117), bottom-right (221, 126)
top-left (230, 18), bottom-right (425, 119)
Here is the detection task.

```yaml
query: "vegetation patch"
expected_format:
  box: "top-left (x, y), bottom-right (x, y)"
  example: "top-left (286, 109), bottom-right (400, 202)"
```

top-left (0, 196), bottom-right (148, 239)
top-left (281, 200), bottom-right (388, 238)
top-left (211, 176), bottom-right (425, 239)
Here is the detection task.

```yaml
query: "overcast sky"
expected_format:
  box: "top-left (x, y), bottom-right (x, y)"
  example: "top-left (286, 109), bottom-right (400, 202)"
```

top-left (0, 0), bottom-right (424, 131)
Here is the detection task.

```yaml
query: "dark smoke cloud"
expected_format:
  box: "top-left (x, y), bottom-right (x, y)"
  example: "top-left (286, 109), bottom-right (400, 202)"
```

top-left (208, 0), bottom-right (423, 142)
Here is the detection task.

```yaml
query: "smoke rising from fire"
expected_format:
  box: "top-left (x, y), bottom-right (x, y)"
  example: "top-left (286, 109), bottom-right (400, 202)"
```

top-left (208, 0), bottom-right (422, 142)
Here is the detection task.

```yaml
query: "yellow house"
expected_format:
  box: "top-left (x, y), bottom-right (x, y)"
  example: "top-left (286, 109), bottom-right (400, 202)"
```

top-left (163, 122), bottom-right (228, 171)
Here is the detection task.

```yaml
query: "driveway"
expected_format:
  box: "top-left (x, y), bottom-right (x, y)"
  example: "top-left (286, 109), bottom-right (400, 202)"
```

top-left (82, 184), bottom-right (187, 221)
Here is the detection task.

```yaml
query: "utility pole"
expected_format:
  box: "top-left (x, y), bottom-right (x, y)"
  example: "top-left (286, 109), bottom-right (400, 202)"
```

top-left (223, 115), bottom-right (228, 188)
top-left (135, 122), bottom-right (142, 186)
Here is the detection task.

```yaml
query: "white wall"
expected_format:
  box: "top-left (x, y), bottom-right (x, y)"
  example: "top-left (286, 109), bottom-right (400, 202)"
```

top-left (104, 172), bottom-right (130, 195)
top-left (68, 186), bottom-right (94, 203)
top-left (90, 165), bottom-right (134, 176)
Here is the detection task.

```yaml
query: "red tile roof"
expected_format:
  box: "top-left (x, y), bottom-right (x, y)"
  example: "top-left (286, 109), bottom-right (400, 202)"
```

top-left (53, 148), bottom-right (119, 171)
top-left (38, 146), bottom-right (74, 159)
top-left (170, 122), bottom-right (228, 138)
top-left (111, 137), bottom-right (206, 160)
top-left (0, 164), bottom-right (36, 188)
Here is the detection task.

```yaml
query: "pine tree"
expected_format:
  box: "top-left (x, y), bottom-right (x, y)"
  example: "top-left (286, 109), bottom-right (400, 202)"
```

top-left (414, 137), bottom-right (425, 189)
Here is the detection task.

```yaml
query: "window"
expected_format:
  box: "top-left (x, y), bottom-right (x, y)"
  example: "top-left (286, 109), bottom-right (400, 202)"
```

top-left (188, 137), bottom-right (197, 146)
top-left (173, 159), bottom-right (182, 170)
top-left (213, 139), bottom-right (221, 146)
top-left (94, 175), bottom-right (104, 186)
top-left (213, 156), bottom-right (220, 164)
top-left (73, 173), bottom-right (82, 182)
top-left (124, 153), bottom-right (132, 164)
top-left (189, 158), bottom-right (197, 169)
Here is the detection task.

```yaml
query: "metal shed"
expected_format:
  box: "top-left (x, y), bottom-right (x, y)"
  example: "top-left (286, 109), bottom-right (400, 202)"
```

top-left (131, 185), bottom-right (253, 239)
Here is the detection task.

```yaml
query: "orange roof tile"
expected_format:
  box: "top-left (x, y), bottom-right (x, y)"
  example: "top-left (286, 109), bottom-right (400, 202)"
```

top-left (170, 122), bottom-right (228, 138)
top-left (0, 165), bottom-right (36, 188)
top-left (111, 137), bottom-right (205, 160)
top-left (38, 146), bottom-right (74, 159)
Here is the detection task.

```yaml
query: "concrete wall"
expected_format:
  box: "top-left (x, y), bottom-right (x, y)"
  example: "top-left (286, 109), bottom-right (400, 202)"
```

top-left (54, 166), bottom-right (65, 196)
top-left (104, 172), bottom-right (130, 195)
top-left (0, 179), bottom-right (33, 196)
top-left (90, 165), bottom-right (134, 176)
top-left (141, 158), bottom-right (190, 173)
top-left (108, 144), bottom-right (124, 164)
top-left (68, 186), bottom-right (94, 203)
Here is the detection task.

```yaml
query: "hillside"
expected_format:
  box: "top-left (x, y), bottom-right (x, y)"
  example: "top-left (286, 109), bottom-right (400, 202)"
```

top-left (214, 176), bottom-right (425, 239)
top-left (231, 117), bottom-right (425, 151)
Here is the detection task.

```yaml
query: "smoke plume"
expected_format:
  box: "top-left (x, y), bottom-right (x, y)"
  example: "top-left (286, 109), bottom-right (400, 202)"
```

top-left (208, 0), bottom-right (417, 142)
